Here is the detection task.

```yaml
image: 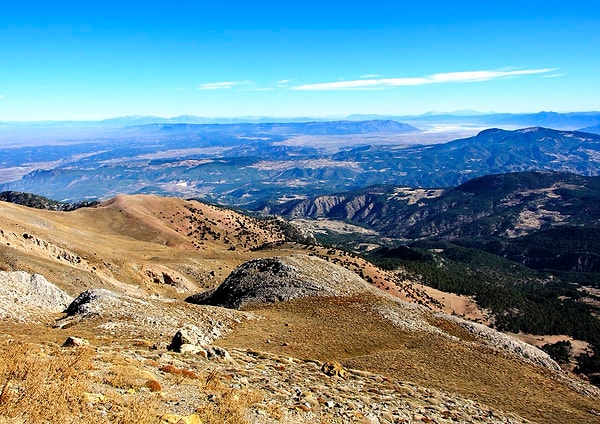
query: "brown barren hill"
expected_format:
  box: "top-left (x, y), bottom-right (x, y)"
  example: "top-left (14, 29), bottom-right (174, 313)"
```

top-left (0, 194), bottom-right (287, 297)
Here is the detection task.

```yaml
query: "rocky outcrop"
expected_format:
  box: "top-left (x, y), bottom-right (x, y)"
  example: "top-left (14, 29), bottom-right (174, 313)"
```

top-left (64, 288), bottom-right (124, 318)
top-left (0, 271), bottom-right (73, 323)
top-left (186, 255), bottom-right (373, 309)
top-left (56, 287), bottom-right (254, 345)
top-left (62, 336), bottom-right (90, 347)
top-left (167, 324), bottom-right (232, 359)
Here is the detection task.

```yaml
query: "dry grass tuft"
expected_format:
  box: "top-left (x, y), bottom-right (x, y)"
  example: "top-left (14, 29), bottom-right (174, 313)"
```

top-left (159, 364), bottom-right (180, 375)
top-left (180, 369), bottom-right (199, 380)
top-left (0, 340), bottom-right (92, 422)
top-left (195, 388), bottom-right (263, 424)
top-left (144, 379), bottom-right (162, 392)
top-left (203, 369), bottom-right (221, 390)
top-left (159, 364), bottom-right (199, 380)
top-left (102, 392), bottom-right (160, 424)
top-left (0, 340), bottom-right (161, 423)
top-left (106, 364), bottom-right (158, 390)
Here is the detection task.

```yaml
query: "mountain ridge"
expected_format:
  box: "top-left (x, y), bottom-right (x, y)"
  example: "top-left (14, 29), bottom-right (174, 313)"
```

top-left (264, 171), bottom-right (600, 240)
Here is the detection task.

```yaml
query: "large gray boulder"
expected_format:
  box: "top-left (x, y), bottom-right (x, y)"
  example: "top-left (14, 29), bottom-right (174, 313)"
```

top-left (64, 288), bottom-right (124, 318)
top-left (186, 255), bottom-right (372, 309)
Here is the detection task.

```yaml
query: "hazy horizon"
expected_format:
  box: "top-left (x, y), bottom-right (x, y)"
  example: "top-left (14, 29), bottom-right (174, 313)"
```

top-left (2, 110), bottom-right (600, 125)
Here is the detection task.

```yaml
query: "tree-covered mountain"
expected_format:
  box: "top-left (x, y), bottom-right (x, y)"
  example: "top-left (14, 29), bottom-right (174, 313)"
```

top-left (0, 191), bottom-right (98, 211)
top-left (271, 171), bottom-right (600, 382)
top-left (266, 171), bottom-right (600, 278)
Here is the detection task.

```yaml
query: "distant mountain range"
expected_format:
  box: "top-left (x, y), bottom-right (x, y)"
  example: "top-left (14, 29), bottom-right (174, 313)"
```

top-left (123, 120), bottom-right (418, 136)
top-left (93, 111), bottom-right (600, 129)
top-left (2, 111), bottom-right (600, 130)
top-left (2, 126), bottom-right (600, 205)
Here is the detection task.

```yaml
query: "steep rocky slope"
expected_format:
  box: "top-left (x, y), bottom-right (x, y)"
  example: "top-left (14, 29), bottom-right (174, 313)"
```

top-left (0, 270), bottom-right (73, 323)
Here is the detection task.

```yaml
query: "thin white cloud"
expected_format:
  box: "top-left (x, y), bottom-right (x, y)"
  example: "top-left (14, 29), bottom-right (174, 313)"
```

top-left (291, 68), bottom-right (557, 91)
top-left (360, 73), bottom-right (382, 79)
top-left (277, 79), bottom-right (289, 88)
top-left (198, 80), bottom-right (253, 90)
top-left (539, 73), bottom-right (565, 78)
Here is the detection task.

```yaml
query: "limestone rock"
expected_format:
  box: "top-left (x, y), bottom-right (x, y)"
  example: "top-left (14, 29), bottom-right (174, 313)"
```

top-left (62, 336), bottom-right (90, 347)
top-left (204, 345), bottom-right (231, 361)
top-left (159, 414), bottom-right (201, 424)
top-left (168, 324), bottom-right (215, 352)
top-left (0, 270), bottom-right (73, 323)
top-left (321, 361), bottom-right (347, 378)
top-left (64, 288), bottom-right (124, 318)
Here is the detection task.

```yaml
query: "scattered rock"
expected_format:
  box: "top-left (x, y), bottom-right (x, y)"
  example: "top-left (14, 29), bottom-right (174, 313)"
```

top-left (177, 344), bottom-right (203, 355)
top-left (204, 345), bottom-right (231, 361)
top-left (82, 392), bottom-right (106, 404)
top-left (150, 341), bottom-right (170, 351)
top-left (321, 361), bottom-right (347, 378)
top-left (62, 336), bottom-right (90, 347)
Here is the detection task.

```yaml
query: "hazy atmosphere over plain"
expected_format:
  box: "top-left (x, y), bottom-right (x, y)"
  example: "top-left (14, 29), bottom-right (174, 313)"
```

top-left (1, 0), bottom-right (599, 120)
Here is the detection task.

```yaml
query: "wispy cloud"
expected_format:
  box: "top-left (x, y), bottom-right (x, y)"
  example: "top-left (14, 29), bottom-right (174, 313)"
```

top-left (360, 73), bottom-right (382, 79)
top-left (539, 73), bottom-right (565, 79)
top-left (277, 79), bottom-right (289, 88)
top-left (198, 80), bottom-right (253, 90)
top-left (291, 68), bottom-right (557, 91)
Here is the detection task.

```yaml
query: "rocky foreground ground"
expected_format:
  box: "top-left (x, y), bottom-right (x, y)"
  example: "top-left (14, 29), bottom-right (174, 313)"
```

top-left (2, 262), bottom-right (599, 423)
top-left (89, 340), bottom-right (533, 424)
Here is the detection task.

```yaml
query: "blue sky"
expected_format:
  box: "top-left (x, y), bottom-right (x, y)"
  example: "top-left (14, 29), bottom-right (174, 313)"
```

top-left (1, 1), bottom-right (599, 120)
